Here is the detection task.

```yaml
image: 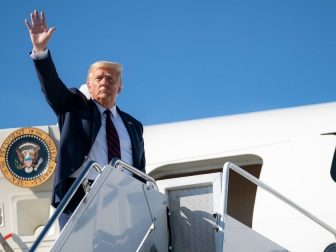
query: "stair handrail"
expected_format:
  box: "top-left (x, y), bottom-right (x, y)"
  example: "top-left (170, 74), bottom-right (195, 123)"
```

top-left (220, 162), bottom-right (336, 239)
top-left (29, 161), bottom-right (103, 252)
top-left (111, 158), bottom-right (158, 190)
top-left (0, 232), bottom-right (14, 252)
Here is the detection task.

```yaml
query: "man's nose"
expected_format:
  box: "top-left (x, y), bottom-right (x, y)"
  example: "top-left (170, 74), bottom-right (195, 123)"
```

top-left (100, 76), bottom-right (110, 85)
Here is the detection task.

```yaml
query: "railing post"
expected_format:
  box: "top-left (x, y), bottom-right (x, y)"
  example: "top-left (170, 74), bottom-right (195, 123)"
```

top-left (29, 161), bottom-right (102, 252)
top-left (221, 162), bottom-right (336, 240)
top-left (110, 158), bottom-right (158, 190)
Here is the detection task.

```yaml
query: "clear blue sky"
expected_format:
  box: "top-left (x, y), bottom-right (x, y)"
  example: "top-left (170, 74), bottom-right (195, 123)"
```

top-left (1, 1), bottom-right (336, 128)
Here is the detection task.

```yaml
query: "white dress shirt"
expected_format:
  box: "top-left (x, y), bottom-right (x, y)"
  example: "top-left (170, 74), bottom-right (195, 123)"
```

top-left (71, 101), bottom-right (133, 180)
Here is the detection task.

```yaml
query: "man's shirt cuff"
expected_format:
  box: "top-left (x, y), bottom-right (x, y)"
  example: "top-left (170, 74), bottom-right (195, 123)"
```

top-left (30, 49), bottom-right (48, 60)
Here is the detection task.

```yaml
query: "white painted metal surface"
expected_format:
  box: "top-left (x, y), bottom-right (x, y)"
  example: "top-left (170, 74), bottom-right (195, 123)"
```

top-left (51, 165), bottom-right (168, 252)
top-left (223, 215), bottom-right (287, 252)
top-left (1, 102), bottom-right (336, 251)
top-left (221, 162), bottom-right (336, 239)
top-left (147, 102), bottom-right (336, 251)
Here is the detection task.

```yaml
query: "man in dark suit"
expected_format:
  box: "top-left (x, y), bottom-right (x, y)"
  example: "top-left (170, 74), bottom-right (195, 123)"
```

top-left (25, 10), bottom-right (146, 229)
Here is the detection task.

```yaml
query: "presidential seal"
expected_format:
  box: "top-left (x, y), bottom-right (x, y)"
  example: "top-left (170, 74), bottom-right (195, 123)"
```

top-left (0, 128), bottom-right (57, 188)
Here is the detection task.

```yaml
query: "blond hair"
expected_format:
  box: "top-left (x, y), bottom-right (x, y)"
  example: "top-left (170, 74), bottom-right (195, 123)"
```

top-left (86, 61), bottom-right (123, 84)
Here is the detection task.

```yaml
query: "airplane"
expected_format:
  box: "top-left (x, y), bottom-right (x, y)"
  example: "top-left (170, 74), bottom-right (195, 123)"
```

top-left (0, 101), bottom-right (336, 251)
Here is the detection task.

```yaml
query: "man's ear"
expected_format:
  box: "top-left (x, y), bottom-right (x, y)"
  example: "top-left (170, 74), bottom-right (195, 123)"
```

top-left (118, 85), bottom-right (123, 94)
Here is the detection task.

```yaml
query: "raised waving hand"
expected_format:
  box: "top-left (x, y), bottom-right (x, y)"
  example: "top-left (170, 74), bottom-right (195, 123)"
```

top-left (25, 10), bottom-right (56, 53)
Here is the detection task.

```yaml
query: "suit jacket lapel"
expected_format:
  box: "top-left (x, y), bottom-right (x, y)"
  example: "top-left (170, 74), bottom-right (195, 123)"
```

top-left (117, 107), bottom-right (139, 167)
top-left (90, 99), bottom-right (101, 147)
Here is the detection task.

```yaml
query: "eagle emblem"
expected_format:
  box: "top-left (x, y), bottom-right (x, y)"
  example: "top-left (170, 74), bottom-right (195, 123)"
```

top-left (15, 142), bottom-right (43, 173)
top-left (0, 128), bottom-right (57, 188)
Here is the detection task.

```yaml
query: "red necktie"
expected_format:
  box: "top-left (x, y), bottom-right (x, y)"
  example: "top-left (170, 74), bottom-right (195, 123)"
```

top-left (104, 110), bottom-right (121, 163)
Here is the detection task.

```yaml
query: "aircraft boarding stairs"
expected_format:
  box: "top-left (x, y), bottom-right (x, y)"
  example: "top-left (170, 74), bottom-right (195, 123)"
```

top-left (26, 161), bottom-right (336, 252)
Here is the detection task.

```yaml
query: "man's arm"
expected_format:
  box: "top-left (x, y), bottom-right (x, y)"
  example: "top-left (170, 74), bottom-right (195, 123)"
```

top-left (25, 10), bottom-right (72, 114)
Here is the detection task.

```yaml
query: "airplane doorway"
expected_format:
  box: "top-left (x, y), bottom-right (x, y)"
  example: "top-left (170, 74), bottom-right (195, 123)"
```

top-left (227, 164), bottom-right (262, 228)
top-left (150, 154), bottom-right (263, 228)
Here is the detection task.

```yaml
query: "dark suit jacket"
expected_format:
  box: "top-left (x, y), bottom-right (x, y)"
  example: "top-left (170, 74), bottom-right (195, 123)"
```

top-left (33, 52), bottom-right (146, 211)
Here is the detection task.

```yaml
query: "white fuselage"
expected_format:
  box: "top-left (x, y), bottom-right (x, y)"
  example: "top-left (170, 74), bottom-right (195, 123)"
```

top-left (0, 102), bottom-right (336, 251)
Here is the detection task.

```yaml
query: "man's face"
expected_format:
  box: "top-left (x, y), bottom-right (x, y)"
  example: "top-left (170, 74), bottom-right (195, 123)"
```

top-left (87, 67), bottom-right (122, 109)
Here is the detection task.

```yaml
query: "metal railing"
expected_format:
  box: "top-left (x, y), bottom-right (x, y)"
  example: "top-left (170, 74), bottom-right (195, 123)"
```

top-left (0, 232), bottom-right (14, 252)
top-left (29, 159), bottom-right (156, 251)
top-left (108, 159), bottom-right (160, 251)
top-left (29, 161), bottom-right (103, 252)
top-left (220, 162), bottom-right (336, 239)
top-left (111, 158), bottom-right (158, 190)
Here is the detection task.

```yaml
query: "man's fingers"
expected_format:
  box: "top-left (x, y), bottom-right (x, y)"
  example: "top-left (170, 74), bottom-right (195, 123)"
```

top-left (31, 10), bottom-right (43, 27)
top-left (41, 12), bottom-right (47, 29)
top-left (33, 10), bottom-right (38, 21)
top-left (30, 12), bottom-right (35, 26)
top-left (47, 27), bottom-right (56, 37)
top-left (24, 19), bottom-right (32, 31)
top-left (34, 10), bottom-right (42, 27)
